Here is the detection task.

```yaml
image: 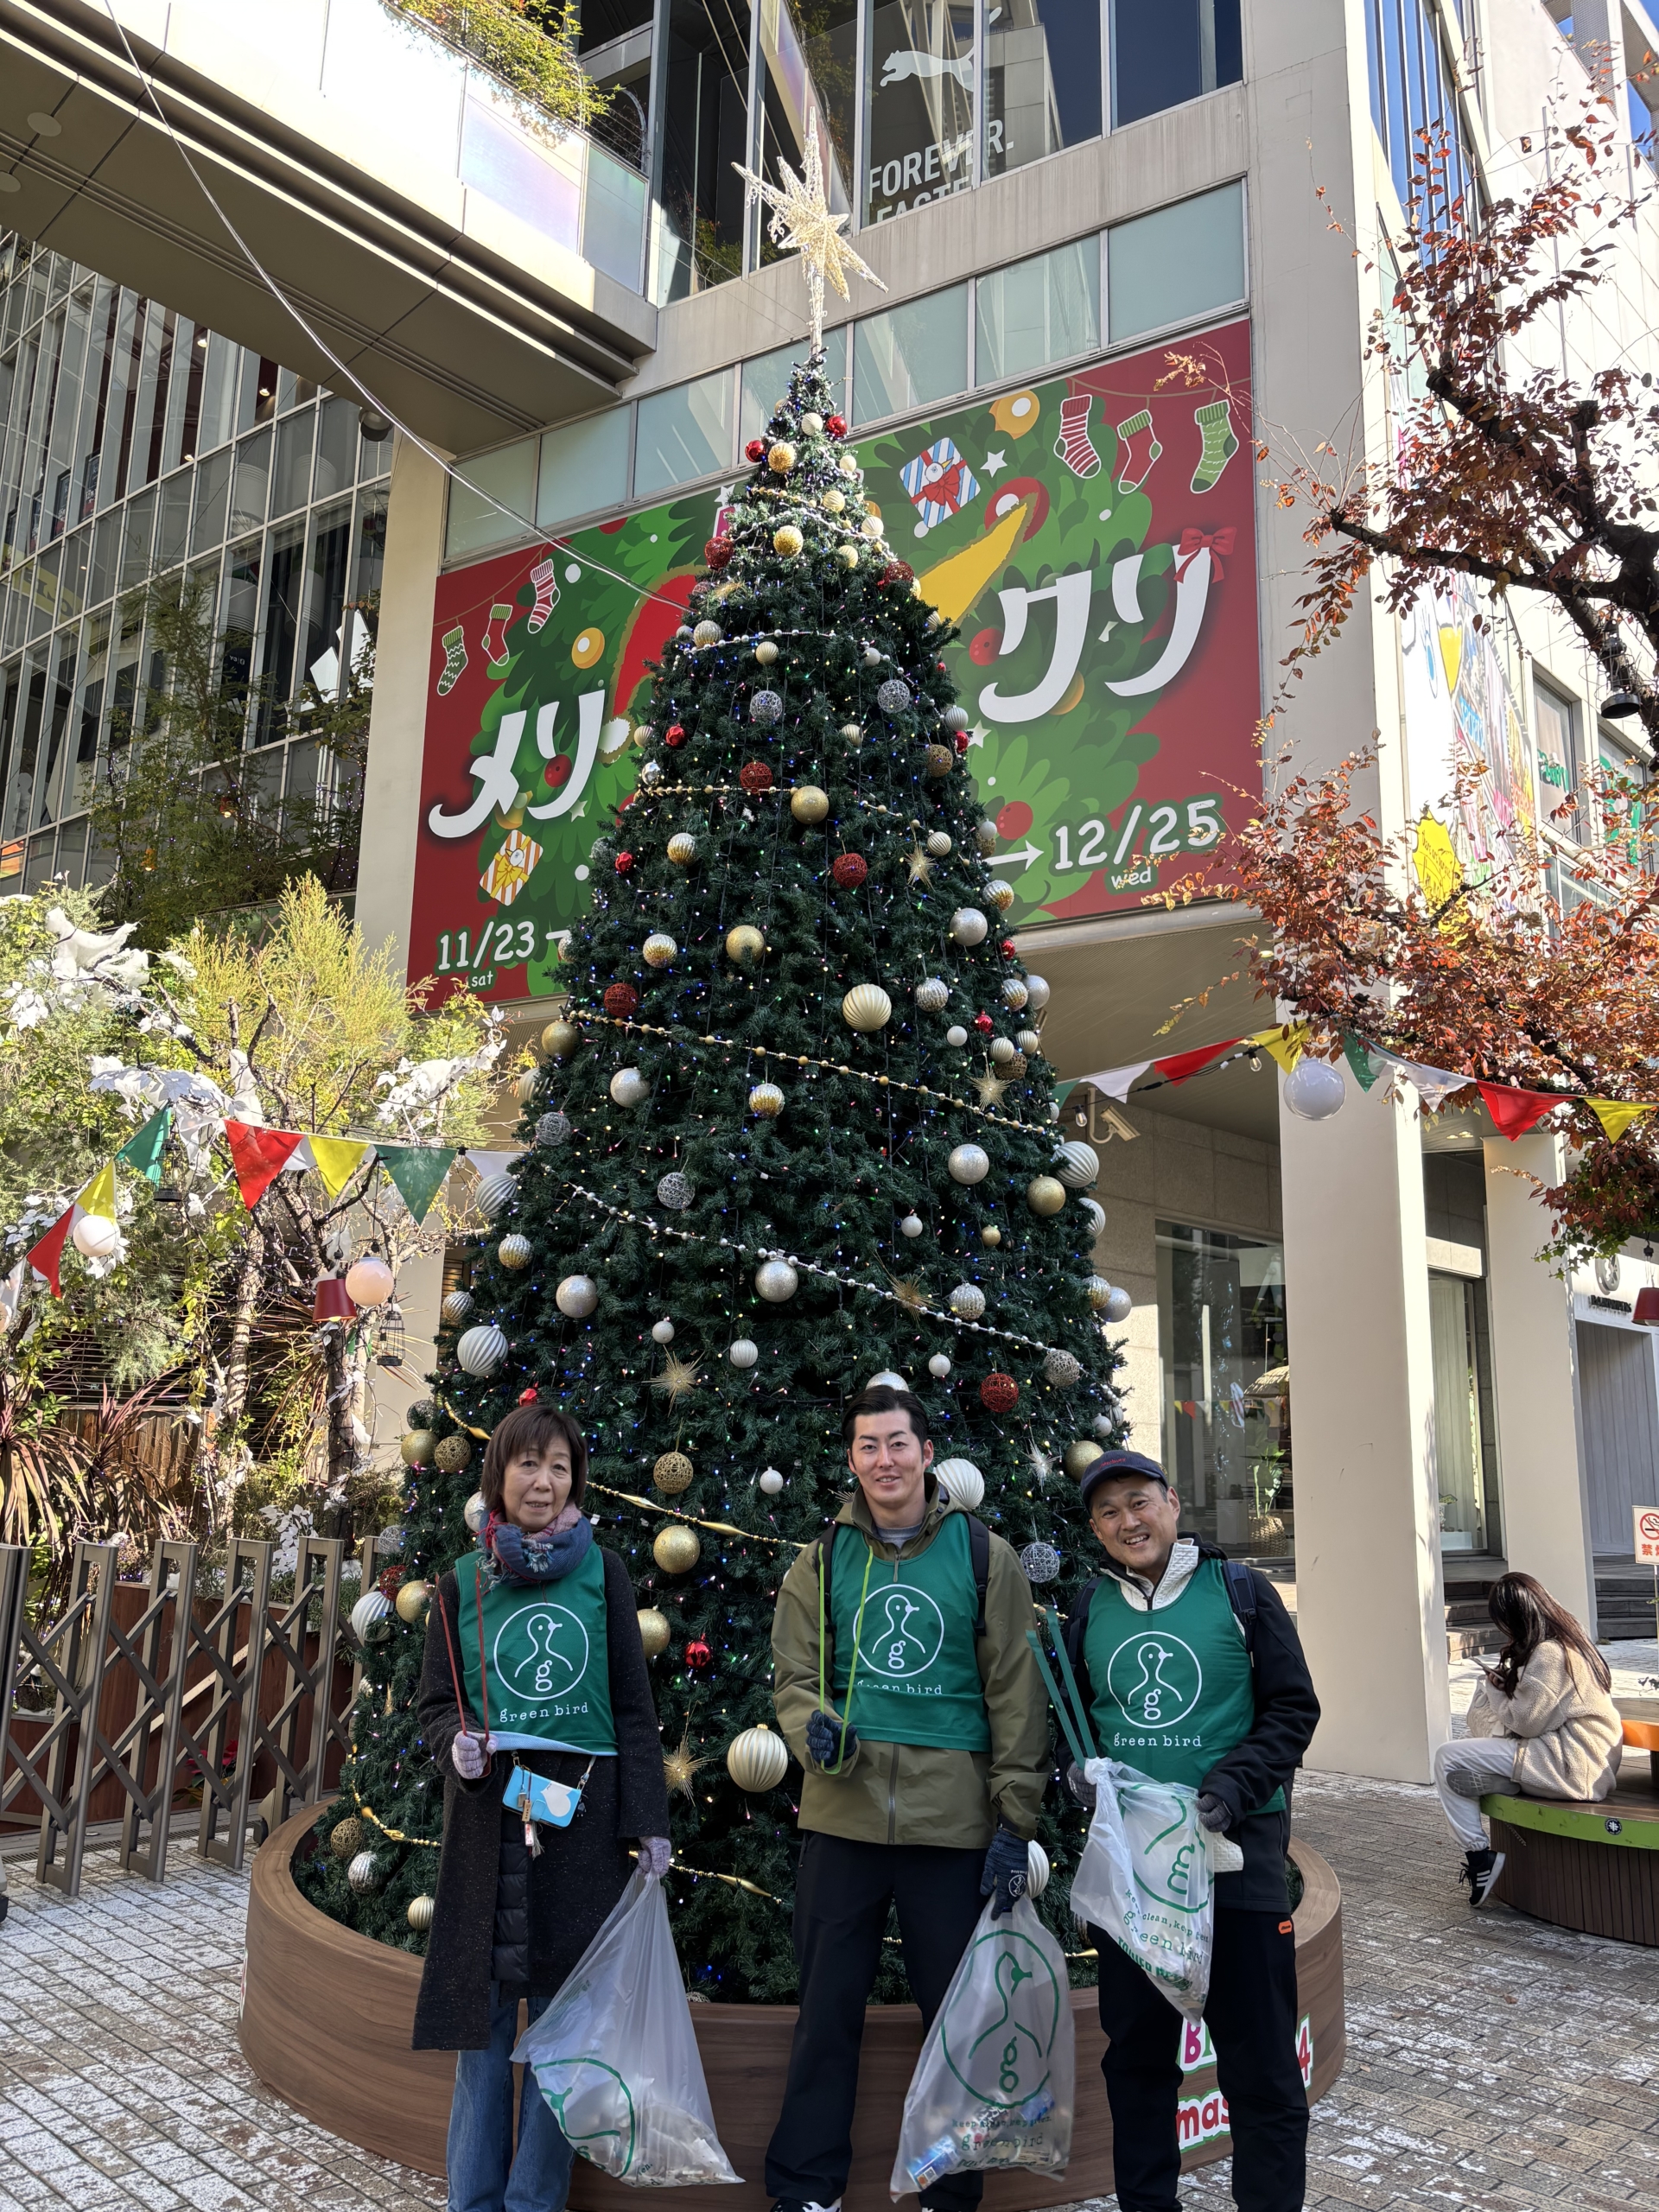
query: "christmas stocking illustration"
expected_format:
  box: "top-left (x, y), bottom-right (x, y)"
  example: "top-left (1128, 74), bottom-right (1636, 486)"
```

top-left (1114, 409), bottom-right (1162, 493)
top-left (483, 602), bottom-right (514, 671)
top-left (1053, 393), bottom-right (1102, 479)
top-left (527, 557), bottom-right (560, 633)
top-left (1191, 398), bottom-right (1239, 493)
top-left (435, 625), bottom-right (467, 697)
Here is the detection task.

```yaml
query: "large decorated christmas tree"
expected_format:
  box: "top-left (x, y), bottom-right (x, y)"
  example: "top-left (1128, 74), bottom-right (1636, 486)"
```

top-left (300, 337), bottom-right (1126, 1995)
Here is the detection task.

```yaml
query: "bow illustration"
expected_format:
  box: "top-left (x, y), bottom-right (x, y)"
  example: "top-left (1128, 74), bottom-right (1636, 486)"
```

top-left (1173, 525), bottom-right (1236, 582)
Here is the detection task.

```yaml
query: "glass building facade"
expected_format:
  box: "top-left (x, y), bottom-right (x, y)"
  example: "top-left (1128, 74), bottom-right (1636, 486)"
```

top-left (0, 234), bottom-right (391, 895)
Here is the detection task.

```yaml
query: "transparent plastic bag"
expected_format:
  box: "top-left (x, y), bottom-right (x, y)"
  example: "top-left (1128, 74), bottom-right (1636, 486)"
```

top-left (889, 1895), bottom-right (1074, 2200)
top-left (512, 1870), bottom-right (741, 2187)
top-left (1066, 1758), bottom-right (1214, 2020)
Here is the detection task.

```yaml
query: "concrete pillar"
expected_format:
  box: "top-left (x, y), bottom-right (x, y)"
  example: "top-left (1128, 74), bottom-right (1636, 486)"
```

top-left (1482, 1133), bottom-right (1598, 1633)
top-left (356, 434), bottom-right (450, 978)
top-left (1281, 1069), bottom-right (1449, 1781)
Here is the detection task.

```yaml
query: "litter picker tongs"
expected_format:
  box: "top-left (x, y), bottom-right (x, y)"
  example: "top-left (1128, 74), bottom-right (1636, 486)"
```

top-left (1026, 1606), bottom-right (1098, 1772)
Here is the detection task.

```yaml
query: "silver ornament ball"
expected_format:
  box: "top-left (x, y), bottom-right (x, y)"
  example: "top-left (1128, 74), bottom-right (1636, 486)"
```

top-left (755, 1258), bottom-right (799, 1302)
top-left (1020, 1541), bottom-right (1062, 1586)
top-left (656, 1171), bottom-right (694, 1211)
top-left (728, 1338), bottom-right (760, 1368)
top-left (948, 1143), bottom-right (991, 1185)
top-left (750, 690), bottom-right (784, 724)
top-left (536, 1110), bottom-right (572, 1147)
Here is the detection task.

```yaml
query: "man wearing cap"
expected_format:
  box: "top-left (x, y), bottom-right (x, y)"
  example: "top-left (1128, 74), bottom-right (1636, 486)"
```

top-left (1065, 1449), bottom-right (1319, 2212)
top-left (765, 1383), bottom-right (1051, 2212)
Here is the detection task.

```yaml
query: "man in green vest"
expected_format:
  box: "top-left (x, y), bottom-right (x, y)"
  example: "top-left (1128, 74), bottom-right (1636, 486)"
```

top-left (766, 1383), bottom-right (1050, 2212)
top-left (1065, 1449), bottom-right (1319, 2212)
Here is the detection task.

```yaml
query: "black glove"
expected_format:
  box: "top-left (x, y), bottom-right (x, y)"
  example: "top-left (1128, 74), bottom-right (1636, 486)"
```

top-left (980, 1825), bottom-right (1029, 1918)
top-left (1065, 1761), bottom-right (1096, 1813)
top-left (805, 1707), bottom-right (857, 1770)
top-left (1196, 1791), bottom-right (1232, 1834)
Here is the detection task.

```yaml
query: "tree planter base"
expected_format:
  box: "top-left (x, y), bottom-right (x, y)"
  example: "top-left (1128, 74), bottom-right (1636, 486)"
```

top-left (240, 1807), bottom-right (1345, 2207)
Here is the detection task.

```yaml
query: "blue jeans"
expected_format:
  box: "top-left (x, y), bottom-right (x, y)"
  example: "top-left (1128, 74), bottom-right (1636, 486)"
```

top-left (447, 1986), bottom-right (576, 2212)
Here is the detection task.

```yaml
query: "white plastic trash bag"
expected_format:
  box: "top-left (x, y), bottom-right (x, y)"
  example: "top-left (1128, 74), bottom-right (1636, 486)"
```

top-left (890, 1894), bottom-right (1074, 2199)
top-left (1067, 1759), bottom-right (1216, 2019)
top-left (512, 1870), bottom-right (741, 2186)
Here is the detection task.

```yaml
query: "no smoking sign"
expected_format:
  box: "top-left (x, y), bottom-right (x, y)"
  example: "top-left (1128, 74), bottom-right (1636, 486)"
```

top-left (1636, 1508), bottom-right (1659, 1563)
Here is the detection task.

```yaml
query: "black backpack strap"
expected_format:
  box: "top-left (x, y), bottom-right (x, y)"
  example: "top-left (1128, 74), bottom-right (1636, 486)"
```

top-left (966, 1515), bottom-right (990, 1636)
top-left (1221, 1557), bottom-right (1257, 1656)
top-left (1065, 1575), bottom-right (1101, 1673)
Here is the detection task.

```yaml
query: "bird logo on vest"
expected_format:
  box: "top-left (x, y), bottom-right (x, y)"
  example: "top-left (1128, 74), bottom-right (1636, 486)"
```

top-left (1105, 1630), bottom-right (1202, 1727)
top-left (853, 1582), bottom-right (945, 1679)
top-left (495, 1605), bottom-right (590, 1702)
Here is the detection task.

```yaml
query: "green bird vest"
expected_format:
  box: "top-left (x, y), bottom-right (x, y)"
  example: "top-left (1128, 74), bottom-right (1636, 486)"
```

top-left (1084, 1558), bottom-right (1283, 1806)
top-left (828, 1515), bottom-right (992, 1752)
top-left (455, 1545), bottom-right (618, 1757)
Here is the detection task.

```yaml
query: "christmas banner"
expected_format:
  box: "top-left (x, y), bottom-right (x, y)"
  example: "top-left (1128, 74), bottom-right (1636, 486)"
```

top-left (412, 319), bottom-right (1258, 1004)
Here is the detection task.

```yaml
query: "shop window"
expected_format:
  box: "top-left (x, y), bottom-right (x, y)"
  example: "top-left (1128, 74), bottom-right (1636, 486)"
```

top-left (866, 0), bottom-right (976, 223)
top-left (156, 469), bottom-right (192, 570)
top-left (230, 429), bottom-right (271, 537)
top-left (986, 0), bottom-right (1102, 181)
top-left (976, 238), bottom-right (1099, 387)
top-left (191, 448), bottom-right (232, 555)
top-left (1596, 724), bottom-right (1651, 871)
top-left (758, 0), bottom-right (857, 256)
top-left (635, 372), bottom-right (735, 498)
top-left (1429, 1273), bottom-right (1491, 1553)
top-left (657, 0), bottom-right (753, 301)
top-left (1533, 677), bottom-right (1579, 838)
top-left (119, 488), bottom-right (156, 592)
top-left (537, 410), bottom-right (632, 531)
top-left (444, 438), bottom-right (537, 561)
top-left (1156, 1222), bottom-right (1291, 1560)
top-left (741, 332), bottom-right (849, 445)
top-left (852, 284), bottom-right (969, 426)
top-left (1362, 0), bottom-right (1475, 218)
top-left (1110, 0), bottom-right (1241, 128)
top-left (314, 398), bottom-right (359, 504)
top-left (271, 411), bottom-right (315, 520)
top-left (1106, 181), bottom-right (1245, 343)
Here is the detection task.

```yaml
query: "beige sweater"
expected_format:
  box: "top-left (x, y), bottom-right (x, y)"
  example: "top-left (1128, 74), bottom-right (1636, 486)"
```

top-left (1465, 1640), bottom-right (1623, 1802)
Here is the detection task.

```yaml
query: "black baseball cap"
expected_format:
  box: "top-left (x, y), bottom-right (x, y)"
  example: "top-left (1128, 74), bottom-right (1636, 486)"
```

top-left (1078, 1449), bottom-right (1171, 1513)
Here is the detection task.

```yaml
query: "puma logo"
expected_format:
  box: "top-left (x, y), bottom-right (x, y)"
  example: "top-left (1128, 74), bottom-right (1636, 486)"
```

top-left (880, 48), bottom-right (974, 86)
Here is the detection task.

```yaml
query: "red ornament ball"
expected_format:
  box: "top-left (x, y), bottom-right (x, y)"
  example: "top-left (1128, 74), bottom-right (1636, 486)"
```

top-left (684, 1637), bottom-right (713, 1671)
top-left (740, 760), bottom-right (774, 793)
top-left (953, 731), bottom-right (971, 754)
top-left (881, 560), bottom-right (915, 588)
top-left (745, 437), bottom-right (766, 462)
top-left (974, 1011), bottom-right (995, 1033)
top-left (604, 982), bottom-right (640, 1017)
top-left (704, 536), bottom-right (734, 568)
top-left (980, 1372), bottom-right (1020, 1414)
top-left (378, 1566), bottom-right (406, 1597)
top-left (518, 1386), bottom-right (540, 1405)
top-left (614, 851), bottom-right (634, 874)
top-left (1001, 938), bottom-right (1017, 957)
top-left (664, 722), bottom-right (686, 748)
top-left (831, 852), bottom-right (869, 889)
top-left (826, 414), bottom-right (847, 437)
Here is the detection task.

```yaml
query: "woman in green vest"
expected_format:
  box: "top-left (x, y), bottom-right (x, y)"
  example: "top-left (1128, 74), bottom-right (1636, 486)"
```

top-left (412, 1402), bottom-right (671, 2212)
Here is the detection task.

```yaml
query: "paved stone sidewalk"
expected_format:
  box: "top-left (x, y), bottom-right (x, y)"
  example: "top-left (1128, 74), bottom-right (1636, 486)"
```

top-left (1, 1774), bottom-right (1656, 2211)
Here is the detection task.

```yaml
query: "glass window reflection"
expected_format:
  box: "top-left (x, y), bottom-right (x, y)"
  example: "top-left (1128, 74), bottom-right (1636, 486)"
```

top-left (757, 0), bottom-right (857, 270)
top-left (658, 0), bottom-right (753, 301)
top-left (1109, 0), bottom-right (1241, 128)
top-left (866, 0), bottom-right (976, 223)
top-left (985, 0), bottom-right (1101, 180)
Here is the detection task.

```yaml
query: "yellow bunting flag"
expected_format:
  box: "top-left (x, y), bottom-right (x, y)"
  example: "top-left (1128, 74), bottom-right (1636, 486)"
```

top-left (307, 1135), bottom-right (372, 1198)
top-left (78, 1160), bottom-right (118, 1221)
top-left (1252, 1022), bottom-right (1309, 1074)
top-left (1586, 1100), bottom-right (1655, 1144)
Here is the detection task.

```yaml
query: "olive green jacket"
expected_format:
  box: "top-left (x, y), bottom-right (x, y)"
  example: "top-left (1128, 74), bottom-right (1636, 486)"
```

top-left (772, 1490), bottom-right (1050, 1847)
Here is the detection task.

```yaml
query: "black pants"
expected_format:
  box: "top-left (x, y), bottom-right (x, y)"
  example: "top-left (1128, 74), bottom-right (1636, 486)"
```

top-left (766, 1832), bottom-right (986, 2212)
top-left (1090, 1908), bottom-right (1307, 2212)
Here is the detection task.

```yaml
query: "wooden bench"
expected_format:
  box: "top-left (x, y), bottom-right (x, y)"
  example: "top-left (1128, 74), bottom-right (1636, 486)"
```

top-left (1483, 1707), bottom-right (1659, 1946)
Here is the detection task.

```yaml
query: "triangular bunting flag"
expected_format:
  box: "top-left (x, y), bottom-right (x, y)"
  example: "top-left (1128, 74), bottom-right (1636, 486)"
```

top-left (466, 1148), bottom-right (520, 1180)
top-left (1077, 1061), bottom-right (1154, 1103)
top-left (378, 1144), bottom-right (458, 1224)
top-left (1154, 1039), bottom-right (1243, 1086)
top-left (1478, 1084), bottom-right (1564, 1141)
top-left (1342, 1034), bottom-right (1384, 1091)
top-left (1252, 1022), bottom-right (1309, 1075)
top-left (224, 1121), bottom-right (305, 1210)
top-left (116, 1107), bottom-right (172, 1185)
top-left (1587, 1099), bottom-right (1655, 1144)
top-left (27, 1205), bottom-right (75, 1299)
top-left (77, 1161), bottom-right (117, 1221)
top-left (1378, 1056), bottom-right (1472, 1112)
top-left (308, 1135), bottom-right (372, 1200)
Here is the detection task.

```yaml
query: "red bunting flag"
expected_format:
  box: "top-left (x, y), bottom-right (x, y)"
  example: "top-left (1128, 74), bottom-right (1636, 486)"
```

top-left (1477, 1084), bottom-right (1563, 1141)
top-left (25, 1205), bottom-right (75, 1298)
top-left (225, 1121), bottom-right (305, 1209)
top-left (1154, 1039), bottom-right (1243, 1086)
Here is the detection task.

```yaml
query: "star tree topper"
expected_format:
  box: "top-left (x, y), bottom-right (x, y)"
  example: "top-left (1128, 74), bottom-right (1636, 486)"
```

top-left (734, 117), bottom-right (885, 356)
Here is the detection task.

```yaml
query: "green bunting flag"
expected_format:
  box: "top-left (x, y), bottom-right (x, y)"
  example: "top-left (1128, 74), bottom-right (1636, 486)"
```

top-left (376, 1144), bottom-right (457, 1224)
top-left (116, 1107), bottom-right (172, 1184)
top-left (1342, 1034), bottom-right (1383, 1092)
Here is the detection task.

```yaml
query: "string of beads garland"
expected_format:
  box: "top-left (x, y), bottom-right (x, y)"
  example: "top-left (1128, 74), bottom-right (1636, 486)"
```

top-left (340, 1764), bottom-right (440, 1847)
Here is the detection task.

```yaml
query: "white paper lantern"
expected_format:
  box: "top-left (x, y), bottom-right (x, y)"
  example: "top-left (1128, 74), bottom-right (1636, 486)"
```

top-left (928, 1353), bottom-right (952, 1379)
top-left (1054, 1140), bottom-right (1099, 1188)
top-left (1024, 975), bottom-right (1052, 1010)
top-left (556, 1274), bottom-right (599, 1318)
top-left (610, 1066), bottom-right (648, 1106)
top-left (842, 984), bottom-right (893, 1032)
top-left (728, 1338), bottom-right (760, 1368)
top-left (755, 1258), bottom-right (799, 1302)
top-left (456, 1323), bottom-right (507, 1375)
top-left (350, 1590), bottom-right (393, 1644)
top-left (934, 1458), bottom-right (985, 1510)
top-left (1026, 1840), bottom-right (1051, 1899)
top-left (71, 1214), bottom-right (119, 1259)
top-left (1283, 1058), bottom-right (1346, 1121)
top-left (950, 907), bottom-right (988, 945)
top-left (463, 1491), bottom-right (489, 1534)
top-left (477, 1172), bottom-right (517, 1219)
top-left (949, 1283), bottom-right (986, 1319)
top-left (948, 1143), bottom-right (990, 1185)
top-left (758, 1467), bottom-right (785, 1496)
top-left (345, 1255), bottom-right (396, 1306)
top-left (915, 977), bottom-right (950, 1013)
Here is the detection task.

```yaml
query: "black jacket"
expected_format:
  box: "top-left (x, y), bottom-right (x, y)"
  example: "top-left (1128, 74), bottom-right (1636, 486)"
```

top-left (1064, 1540), bottom-right (1320, 1912)
top-left (411, 1544), bottom-right (671, 2050)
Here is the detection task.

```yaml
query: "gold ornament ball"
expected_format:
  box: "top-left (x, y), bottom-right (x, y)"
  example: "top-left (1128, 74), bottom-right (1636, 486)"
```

top-left (768, 440), bottom-right (798, 474)
top-left (842, 984), bottom-right (893, 1033)
top-left (330, 1815), bottom-right (365, 1861)
top-left (400, 1428), bottom-right (436, 1467)
top-left (643, 931), bottom-right (677, 967)
top-left (987, 879), bottom-right (1016, 912)
top-left (773, 524), bottom-right (804, 557)
top-left (839, 451), bottom-right (859, 477)
top-left (666, 832), bottom-right (697, 865)
top-left (726, 924), bottom-right (766, 967)
top-left (498, 1233), bottom-right (532, 1269)
top-left (652, 1524), bottom-right (701, 1574)
top-left (754, 639), bottom-right (779, 664)
top-left (542, 1019), bottom-right (581, 1058)
top-left (407, 1895), bottom-right (435, 1932)
top-left (981, 1225), bottom-right (1002, 1248)
top-left (925, 744), bottom-right (955, 779)
top-left (836, 543), bottom-right (860, 569)
top-left (1063, 1439), bottom-right (1100, 1479)
top-left (638, 1607), bottom-right (671, 1657)
top-left (395, 1579), bottom-right (431, 1624)
top-left (1027, 1175), bottom-right (1067, 1217)
top-left (727, 1721), bottom-right (790, 1793)
top-left (1085, 1274), bottom-right (1115, 1311)
top-left (653, 1450), bottom-right (695, 1495)
top-left (791, 785), bottom-right (830, 823)
top-left (823, 487), bottom-right (846, 513)
top-left (434, 1432), bottom-right (474, 1474)
top-left (748, 1080), bottom-right (785, 1117)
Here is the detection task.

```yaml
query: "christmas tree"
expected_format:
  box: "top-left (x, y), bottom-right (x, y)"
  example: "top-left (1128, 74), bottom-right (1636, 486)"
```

top-left (299, 349), bottom-right (1125, 1998)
